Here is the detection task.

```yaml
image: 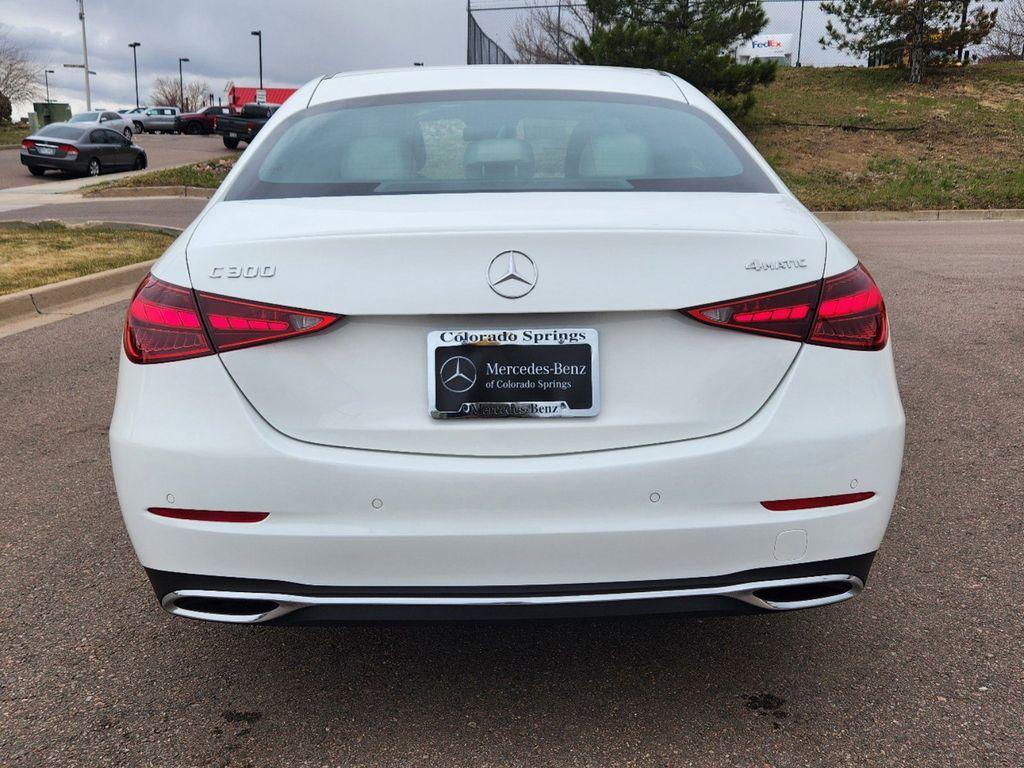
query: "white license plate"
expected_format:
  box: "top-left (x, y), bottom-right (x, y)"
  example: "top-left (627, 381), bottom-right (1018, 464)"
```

top-left (428, 328), bottom-right (600, 419)
top-left (37, 146), bottom-right (56, 155)
top-left (229, 132), bottom-right (238, 138)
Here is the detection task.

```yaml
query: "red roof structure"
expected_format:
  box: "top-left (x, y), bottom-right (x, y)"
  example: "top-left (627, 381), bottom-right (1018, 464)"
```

top-left (225, 84), bottom-right (298, 108)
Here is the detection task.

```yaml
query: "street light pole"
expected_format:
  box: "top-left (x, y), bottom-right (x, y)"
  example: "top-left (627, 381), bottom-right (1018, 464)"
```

top-left (178, 57), bottom-right (190, 110)
top-left (251, 30), bottom-right (263, 90)
top-left (76, 0), bottom-right (92, 109)
top-left (796, 0), bottom-right (806, 66)
top-left (129, 42), bottom-right (141, 107)
top-left (44, 69), bottom-right (55, 103)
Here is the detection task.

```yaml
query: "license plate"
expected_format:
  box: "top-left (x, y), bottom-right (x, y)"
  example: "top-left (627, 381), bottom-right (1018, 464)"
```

top-left (428, 328), bottom-right (599, 419)
top-left (37, 146), bottom-right (55, 155)
top-left (229, 132), bottom-right (238, 138)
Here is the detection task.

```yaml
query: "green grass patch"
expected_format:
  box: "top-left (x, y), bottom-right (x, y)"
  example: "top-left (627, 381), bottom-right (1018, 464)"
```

top-left (0, 223), bottom-right (175, 296)
top-left (0, 122), bottom-right (30, 145)
top-left (85, 157), bottom-right (236, 193)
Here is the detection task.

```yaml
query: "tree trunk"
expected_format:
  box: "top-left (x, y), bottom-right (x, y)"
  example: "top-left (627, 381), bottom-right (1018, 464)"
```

top-left (909, 14), bottom-right (926, 84)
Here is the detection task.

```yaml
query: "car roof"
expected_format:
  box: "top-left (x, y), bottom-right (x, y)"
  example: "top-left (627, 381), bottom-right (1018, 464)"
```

top-left (310, 65), bottom-right (687, 106)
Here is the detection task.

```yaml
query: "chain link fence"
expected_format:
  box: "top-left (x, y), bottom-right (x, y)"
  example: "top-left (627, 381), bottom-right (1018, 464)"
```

top-left (467, 0), bottom-right (860, 67)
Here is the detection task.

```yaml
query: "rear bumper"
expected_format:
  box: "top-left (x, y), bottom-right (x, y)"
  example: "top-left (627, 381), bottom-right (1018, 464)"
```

top-left (148, 553), bottom-right (874, 623)
top-left (20, 151), bottom-right (85, 173)
top-left (110, 341), bottom-right (904, 610)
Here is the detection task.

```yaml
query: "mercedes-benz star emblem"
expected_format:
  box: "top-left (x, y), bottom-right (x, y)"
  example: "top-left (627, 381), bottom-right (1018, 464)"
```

top-left (487, 251), bottom-right (537, 299)
top-left (439, 356), bottom-right (477, 394)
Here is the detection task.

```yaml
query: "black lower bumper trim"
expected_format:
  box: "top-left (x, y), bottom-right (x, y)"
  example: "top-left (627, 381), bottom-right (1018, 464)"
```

top-left (145, 552), bottom-right (876, 624)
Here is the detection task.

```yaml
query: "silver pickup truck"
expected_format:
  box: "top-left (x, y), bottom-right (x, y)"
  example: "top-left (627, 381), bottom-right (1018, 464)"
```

top-left (132, 106), bottom-right (182, 134)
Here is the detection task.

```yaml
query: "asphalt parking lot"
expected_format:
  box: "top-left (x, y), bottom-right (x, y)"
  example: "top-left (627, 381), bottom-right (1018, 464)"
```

top-left (0, 132), bottom-right (235, 191)
top-left (1, 220), bottom-right (1021, 767)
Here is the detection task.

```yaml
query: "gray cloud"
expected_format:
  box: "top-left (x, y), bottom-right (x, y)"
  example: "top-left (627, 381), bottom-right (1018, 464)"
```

top-left (5, 0), bottom-right (466, 114)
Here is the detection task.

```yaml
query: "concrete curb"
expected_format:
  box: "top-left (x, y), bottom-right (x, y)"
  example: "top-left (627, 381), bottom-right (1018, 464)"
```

top-left (816, 208), bottom-right (1024, 222)
top-left (0, 221), bottom-right (182, 327)
top-left (0, 144), bottom-right (21, 151)
top-left (83, 185), bottom-right (216, 199)
top-left (0, 259), bottom-right (156, 324)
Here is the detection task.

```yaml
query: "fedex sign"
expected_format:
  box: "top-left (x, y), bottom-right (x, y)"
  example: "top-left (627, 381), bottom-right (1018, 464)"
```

top-left (737, 34), bottom-right (794, 59)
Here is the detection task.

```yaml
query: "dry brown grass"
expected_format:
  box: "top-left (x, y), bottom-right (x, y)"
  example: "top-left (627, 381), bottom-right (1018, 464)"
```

top-left (0, 224), bottom-right (175, 296)
top-left (743, 62), bottom-right (1024, 210)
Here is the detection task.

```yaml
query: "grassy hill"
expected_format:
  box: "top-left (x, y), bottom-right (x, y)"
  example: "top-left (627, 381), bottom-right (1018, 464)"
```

top-left (742, 61), bottom-right (1024, 210)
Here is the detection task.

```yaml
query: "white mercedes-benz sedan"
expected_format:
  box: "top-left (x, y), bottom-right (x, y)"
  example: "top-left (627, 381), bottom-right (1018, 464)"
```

top-left (110, 65), bottom-right (904, 624)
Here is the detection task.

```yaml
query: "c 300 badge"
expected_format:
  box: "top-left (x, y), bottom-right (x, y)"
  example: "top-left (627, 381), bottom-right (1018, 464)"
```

top-left (209, 265), bottom-right (277, 278)
top-left (745, 258), bottom-right (807, 272)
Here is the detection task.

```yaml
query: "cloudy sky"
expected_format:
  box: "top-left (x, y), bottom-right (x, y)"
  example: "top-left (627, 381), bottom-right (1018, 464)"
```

top-left (4, 0), bottom-right (468, 114)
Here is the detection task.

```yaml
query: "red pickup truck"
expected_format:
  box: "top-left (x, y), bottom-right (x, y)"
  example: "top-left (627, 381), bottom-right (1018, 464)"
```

top-left (174, 105), bottom-right (237, 135)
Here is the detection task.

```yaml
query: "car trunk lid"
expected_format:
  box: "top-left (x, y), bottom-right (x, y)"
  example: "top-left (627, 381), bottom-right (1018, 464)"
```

top-left (186, 192), bottom-right (825, 456)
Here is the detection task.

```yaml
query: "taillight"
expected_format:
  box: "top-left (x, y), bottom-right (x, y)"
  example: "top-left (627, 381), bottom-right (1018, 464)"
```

top-left (124, 275), bottom-right (212, 363)
top-left (58, 143), bottom-right (79, 157)
top-left (195, 292), bottom-right (338, 351)
top-left (22, 139), bottom-right (36, 149)
top-left (124, 274), bottom-right (339, 364)
top-left (808, 264), bottom-right (887, 350)
top-left (684, 264), bottom-right (888, 351)
top-left (686, 281), bottom-right (819, 341)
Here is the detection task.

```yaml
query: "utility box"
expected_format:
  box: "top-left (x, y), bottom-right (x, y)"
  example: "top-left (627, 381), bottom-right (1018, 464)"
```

top-left (31, 102), bottom-right (72, 128)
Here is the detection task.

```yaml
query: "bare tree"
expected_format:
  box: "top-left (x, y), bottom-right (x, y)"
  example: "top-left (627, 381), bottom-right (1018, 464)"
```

top-left (149, 76), bottom-right (181, 107)
top-left (986, 0), bottom-right (1024, 58)
top-left (183, 79), bottom-right (210, 112)
top-left (150, 76), bottom-right (210, 110)
top-left (0, 24), bottom-right (40, 117)
top-left (509, 3), bottom-right (596, 64)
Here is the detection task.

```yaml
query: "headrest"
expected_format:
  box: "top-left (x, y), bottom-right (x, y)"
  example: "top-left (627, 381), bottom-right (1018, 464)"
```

top-left (463, 139), bottom-right (535, 179)
top-left (340, 136), bottom-right (415, 181)
top-left (578, 133), bottom-right (652, 178)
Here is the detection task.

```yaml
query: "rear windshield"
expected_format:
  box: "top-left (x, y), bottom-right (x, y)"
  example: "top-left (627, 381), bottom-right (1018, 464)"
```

top-left (225, 90), bottom-right (776, 200)
top-left (35, 125), bottom-right (86, 141)
top-left (69, 112), bottom-right (100, 123)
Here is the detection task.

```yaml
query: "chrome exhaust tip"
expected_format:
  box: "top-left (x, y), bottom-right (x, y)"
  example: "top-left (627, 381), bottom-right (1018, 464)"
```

top-left (160, 573), bottom-right (864, 624)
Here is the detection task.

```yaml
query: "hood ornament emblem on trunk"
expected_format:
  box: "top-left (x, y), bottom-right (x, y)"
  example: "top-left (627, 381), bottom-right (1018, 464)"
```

top-left (488, 251), bottom-right (537, 298)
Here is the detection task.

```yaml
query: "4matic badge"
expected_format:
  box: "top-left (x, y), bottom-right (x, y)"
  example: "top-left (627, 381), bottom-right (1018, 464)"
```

top-left (745, 258), bottom-right (808, 272)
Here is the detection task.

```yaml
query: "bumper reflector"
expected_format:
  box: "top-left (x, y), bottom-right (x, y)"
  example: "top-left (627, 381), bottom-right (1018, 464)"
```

top-left (761, 492), bottom-right (875, 511)
top-left (148, 507), bottom-right (269, 523)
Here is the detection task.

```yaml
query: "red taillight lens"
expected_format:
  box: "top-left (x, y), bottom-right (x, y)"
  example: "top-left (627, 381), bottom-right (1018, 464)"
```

top-left (195, 292), bottom-right (338, 351)
top-left (686, 281), bottom-right (820, 341)
top-left (808, 264), bottom-right (887, 350)
top-left (684, 264), bottom-right (887, 351)
top-left (22, 139), bottom-right (36, 149)
top-left (124, 275), bottom-right (339, 364)
top-left (124, 275), bottom-right (212, 363)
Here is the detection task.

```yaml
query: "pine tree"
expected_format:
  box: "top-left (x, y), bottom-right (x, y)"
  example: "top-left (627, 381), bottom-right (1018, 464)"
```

top-left (820, 0), bottom-right (998, 83)
top-left (574, 0), bottom-right (777, 116)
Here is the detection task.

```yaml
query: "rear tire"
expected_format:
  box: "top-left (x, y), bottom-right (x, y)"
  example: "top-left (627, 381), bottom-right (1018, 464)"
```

top-left (87, 158), bottom-right (101, 177)
top-left (134, 155), bottom-right (147, 171)
top-left (123, 127), bottom-right (133, 140)
top-left (222, 136), bottom-right (240, 149)
top-left (28, 166), bottom-right (46, 177)
top-left (185, 121), bottom-right (202, 135)
top-left (133, 121), bottom-right (144, 133)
